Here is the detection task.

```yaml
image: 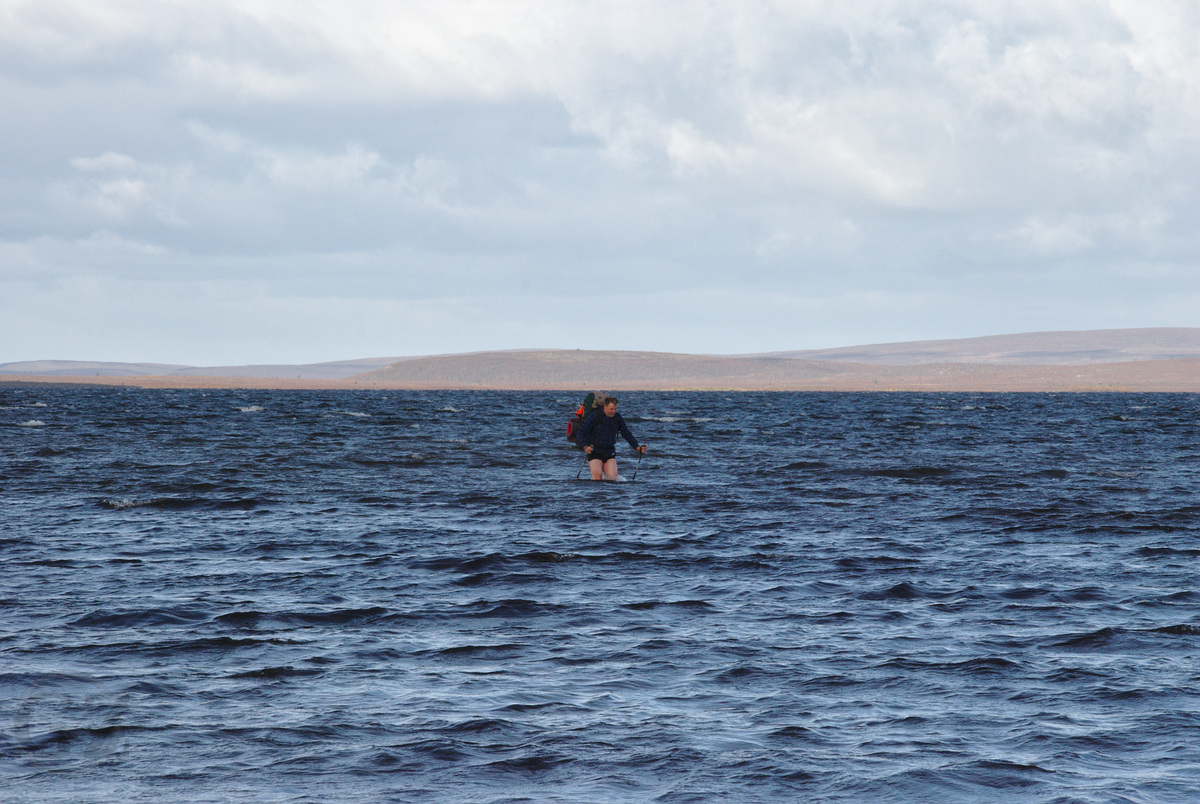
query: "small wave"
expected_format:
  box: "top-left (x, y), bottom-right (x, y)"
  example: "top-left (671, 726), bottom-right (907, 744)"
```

top-left (1000, 586), bottom-right (1050, 600)
top-left (949, 656), bottom-right (1022, 675)
top-left (216, 610), bottom-right (267, 627)
top-left (1049, 626), bottom-right (1120, 648)
top-left (1044, 666), bottom-right (1109, 683)
top-left (98, 497), bottom-right (261, 511)
top-left (238, 405), bottom-right (264, 413)
top-left (229, 665), bottom-right (323, 679)
top-left (100, 498), bottom-right (145, 510)
top-left (444, 718), bottom-right (515, 734)
top-left (759, 461), bottom-right (828, 475)
top-left (341, 411), bottom-right (370, 418)
top-left (835, 555), bottom-right (919, 572)
top-left (409, 553), bottom-right (510, 573)
top-left (431, 644), bottom-right (526, 658)
top-left (1149, 624), bottom-right (1200, 636)
top-left (957, 758), bottom-right (1054, 783)
top-left (156, 636), bottom-right (282, 652)
top-left (867, 466), bottom-right (956, 480)
top-left (18, 420), bottom-right (47, 427)
top-left (70, 607), bottom-right (211, 628)
top-left (277, 606), bottom-right (388, 626)
top-left (484, 753), bottom-right (571, 773)
top-left (622, 599), bottom-right (713, 610)
top-left (520, 551), bottom-right (575, 564)
top-left (768, 725), bottom-right (816, 742)
top-left (1050, 586), bottom-right (1109, 603)
top-left (462, 599), bottom-right (567, 618)
top-left (715, 664), bottom-right (775, 683)
top-left (475, 456), bottom-right (519, 469)
top-left (863, 581), bottom-right (924, 600)
top-left (1135, 546), bottom-right (1200, 558)
top-left (16, 724), bottom-right (158, 752)
top-left (437, 406), bottom-right (462, 413)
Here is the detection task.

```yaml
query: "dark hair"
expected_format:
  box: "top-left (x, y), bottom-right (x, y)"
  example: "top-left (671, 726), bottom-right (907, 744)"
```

top-left (606, 396), bottom-right (618, 405)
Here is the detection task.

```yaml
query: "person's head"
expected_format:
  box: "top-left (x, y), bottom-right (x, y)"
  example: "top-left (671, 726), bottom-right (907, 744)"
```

top-left (603, 397), bottom-right (619, 416)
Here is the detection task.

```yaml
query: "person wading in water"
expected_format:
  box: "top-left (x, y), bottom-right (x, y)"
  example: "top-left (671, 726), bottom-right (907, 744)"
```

top-left (576, 395), bottom-right (647, 481)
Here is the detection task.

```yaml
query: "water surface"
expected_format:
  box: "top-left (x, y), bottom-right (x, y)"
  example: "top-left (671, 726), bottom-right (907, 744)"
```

top-left (3, 388), bottom-right (1199, 802)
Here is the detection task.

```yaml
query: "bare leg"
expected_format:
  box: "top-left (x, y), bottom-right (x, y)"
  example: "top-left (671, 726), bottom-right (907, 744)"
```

top-left (602, 458), bottom-right (619, 480)
top-left (589, 459), bottom-right (604, 480)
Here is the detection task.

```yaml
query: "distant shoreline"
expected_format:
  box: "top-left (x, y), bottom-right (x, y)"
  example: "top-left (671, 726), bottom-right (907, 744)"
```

top-left (5, 360), bottom-right (1200, 393)
top-left (6, 330), bottom-right (1200, 392)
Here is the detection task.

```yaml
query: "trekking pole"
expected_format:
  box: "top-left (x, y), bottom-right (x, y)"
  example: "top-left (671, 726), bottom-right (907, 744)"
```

top-left (575, 461), bottom-right (585, 480)
top-left (631, 450), bottom-right (643, 481)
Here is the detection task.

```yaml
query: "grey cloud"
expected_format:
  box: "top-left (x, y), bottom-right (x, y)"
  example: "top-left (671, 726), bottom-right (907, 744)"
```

top-left (1, 0), bottom-right (1198, 362)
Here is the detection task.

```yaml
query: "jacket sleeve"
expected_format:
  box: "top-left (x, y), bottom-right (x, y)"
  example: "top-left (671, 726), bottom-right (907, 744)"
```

top-left (616, 415), bottom-right (640, 450)
top-left (577, 410), bottom-right (598, 449)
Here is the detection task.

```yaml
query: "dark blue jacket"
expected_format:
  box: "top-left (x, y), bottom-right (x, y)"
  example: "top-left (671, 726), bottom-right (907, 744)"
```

top-left (577, 409), bottom-right (639, 456)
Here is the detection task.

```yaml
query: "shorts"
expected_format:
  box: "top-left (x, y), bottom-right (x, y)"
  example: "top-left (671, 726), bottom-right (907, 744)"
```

top-left (587, 449), bottom-right (616, 462)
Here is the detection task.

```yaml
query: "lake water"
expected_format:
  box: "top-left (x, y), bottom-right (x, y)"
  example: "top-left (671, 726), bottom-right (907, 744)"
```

top-left (3, 387), bottom-right (1199, 803)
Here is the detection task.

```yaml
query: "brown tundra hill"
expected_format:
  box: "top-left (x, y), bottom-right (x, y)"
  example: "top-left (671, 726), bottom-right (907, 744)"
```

top-left (5, 328), bottom-right (1200, 391)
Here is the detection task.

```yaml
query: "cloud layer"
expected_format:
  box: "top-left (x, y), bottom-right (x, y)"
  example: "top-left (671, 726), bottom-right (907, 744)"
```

top-left (2, 0), bottom-right (1197, 362)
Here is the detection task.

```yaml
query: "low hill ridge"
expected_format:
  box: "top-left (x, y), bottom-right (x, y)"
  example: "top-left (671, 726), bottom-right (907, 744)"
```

top-left (4, 329), bottom-right (1200, 390)
top-left (777, 327), bottom-right (1200, 365)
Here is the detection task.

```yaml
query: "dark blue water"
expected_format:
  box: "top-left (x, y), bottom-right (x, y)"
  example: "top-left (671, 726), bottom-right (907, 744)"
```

top-left (3, 387), bottom-right (1200, 803)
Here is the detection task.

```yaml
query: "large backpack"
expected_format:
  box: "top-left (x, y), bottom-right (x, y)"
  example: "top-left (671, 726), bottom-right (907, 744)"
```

top-left (566, 392), bottom-right (598, 447)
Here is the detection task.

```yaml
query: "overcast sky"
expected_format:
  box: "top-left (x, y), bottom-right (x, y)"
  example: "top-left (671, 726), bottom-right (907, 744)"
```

top-left (2, 0), bottom-right (1198, 365)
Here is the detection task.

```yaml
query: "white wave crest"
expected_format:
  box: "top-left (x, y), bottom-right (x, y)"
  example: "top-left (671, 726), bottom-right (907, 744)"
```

top-left (103, 498), bottom-right (142, 509)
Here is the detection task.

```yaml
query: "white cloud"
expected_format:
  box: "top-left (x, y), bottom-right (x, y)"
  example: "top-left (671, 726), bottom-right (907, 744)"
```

top-left (9, 1), bottom-right (1197, 207)
top-left (1014, 216), bottom-right (1095, 255)
top-left (70, 152), bottom-right (139, 173)
top-left (47, 153), bottom-right (188, 228)
top-left (1, 0), bottom-right (1199, 362)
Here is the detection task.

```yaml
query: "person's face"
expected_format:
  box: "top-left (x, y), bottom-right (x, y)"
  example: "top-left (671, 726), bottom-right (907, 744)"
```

top-left (603, 401), bottom-right (618, 417)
